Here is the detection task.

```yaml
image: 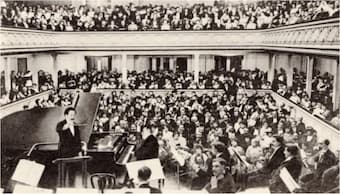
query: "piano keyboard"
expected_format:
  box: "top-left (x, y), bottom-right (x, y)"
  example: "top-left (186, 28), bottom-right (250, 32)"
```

top-left (116, 145), bottom-right (135, 165)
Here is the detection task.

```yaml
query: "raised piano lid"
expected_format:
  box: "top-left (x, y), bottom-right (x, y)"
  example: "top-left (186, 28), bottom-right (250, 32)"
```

top-left (1, 107), bottom-right (65, 150)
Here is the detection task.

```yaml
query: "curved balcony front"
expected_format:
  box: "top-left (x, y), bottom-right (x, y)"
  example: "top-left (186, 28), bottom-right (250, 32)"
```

top-left (1, 18), bottom-right (339, 56)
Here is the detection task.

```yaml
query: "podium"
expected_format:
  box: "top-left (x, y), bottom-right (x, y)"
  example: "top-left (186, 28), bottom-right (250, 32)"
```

top-left (52, 156), bottom-right (92, 188)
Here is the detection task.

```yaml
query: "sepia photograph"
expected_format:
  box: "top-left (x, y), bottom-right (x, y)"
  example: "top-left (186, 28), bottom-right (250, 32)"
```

top-left (0, 0), bottom-right (339, 193)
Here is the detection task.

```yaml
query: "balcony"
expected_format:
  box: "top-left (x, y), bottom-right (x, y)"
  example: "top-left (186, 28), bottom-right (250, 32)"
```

top-left (1, 18), bottom-right (339, 55)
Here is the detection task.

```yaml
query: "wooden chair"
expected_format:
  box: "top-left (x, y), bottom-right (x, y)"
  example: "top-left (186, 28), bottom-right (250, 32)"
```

top-left (90, 173), bottom-right (117, 193)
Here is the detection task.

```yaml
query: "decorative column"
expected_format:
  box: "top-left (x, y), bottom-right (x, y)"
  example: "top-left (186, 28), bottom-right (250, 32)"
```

top-left (51, 53), bottom-right (59, 88)
top-left (305, 56), bottom-right (314, 97)
top-left (333, 59), bottom-right (340, 111)
top-left (28, 55), bottom-right (37, 85)
top-left (121, 53), bottom-right (127, 85)
top-left (287, 54), bottom-right (293, 88)
top-left (160, 57), bottom-right (164, 71)
top-left (226, 57), bottom-right (231, 71)
top-left (268, 53), bottom-right (276, 83)
top-left (4, 57), bottom-right (11, 93)
top-left (152, 57), bottom-right (157, 71)
top-left (169, 57), bottom-right (175, 72)
top-left (194, 53), bottom-right (200, 83)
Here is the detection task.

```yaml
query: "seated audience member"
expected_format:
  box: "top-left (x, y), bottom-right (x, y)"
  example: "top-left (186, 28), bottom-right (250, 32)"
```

top-left (313, 139), bottom-right (337, 179)
top-left (211, 142), bottom-right (231, 168)
top-left (246, 138), bottom-right (263, 164)
top-left (301, 127), bottom-right (317, 153)
top-left (173, 131), bottom-right (187, 148)
top-left (269, 145), bottom-right (303, 193)
top-left (301, 139), bottom-right (337, 191)
top-left (248, 135), bottom-right (285, 187)
top-left (314, 139), bottom-right (337, 181)
top-left (205, 158), bottom-right (236, 193)
top-left (190, 144), bottom-right (208, 168)
top-left (137, 166), bottom-right (162, 193)
top-left (331, 113), bottom-right (340, 128)
top-left (283, 127), bottom-right (296, 143)
top-left (191, 154), bottom-right (209, 190)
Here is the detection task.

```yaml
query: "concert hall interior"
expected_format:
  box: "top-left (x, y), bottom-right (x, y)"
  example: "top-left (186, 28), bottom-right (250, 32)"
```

top-left (0, 0), bottom-right (339, 193)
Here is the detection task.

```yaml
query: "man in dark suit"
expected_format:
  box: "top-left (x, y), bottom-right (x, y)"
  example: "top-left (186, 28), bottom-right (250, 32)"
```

top-left (210, 141), bottom-right (231, 174)
top-left (300, 139), bottom-right (337, 192)
top-left (56, 107), bottom-right (82, 186)
top-left (56, 107), bottom-right (82, 158)
top-left (137, 166), bottom-right (162, 193)
top-left (269, 145), bottom-right (303, 193)
top-left (248, 135), bottom-right (286, 187)
top-left (313, 139), bottom-right (337, 179)
top-left (263, 135), bottom-right (286, 174)
top-left (205, 158), bottom-right (236, 193)
top-left (135, 127), bottom-right (159, 161)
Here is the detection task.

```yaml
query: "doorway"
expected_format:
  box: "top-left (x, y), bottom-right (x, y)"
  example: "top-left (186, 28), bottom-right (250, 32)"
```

top-left (85, 56), bottom-right (112, 72)
top-left (176, 57), bottom-right (188, 72)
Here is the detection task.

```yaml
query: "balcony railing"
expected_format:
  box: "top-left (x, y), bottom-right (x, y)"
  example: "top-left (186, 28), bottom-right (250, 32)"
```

top-left (0, 90), bottom-right (53, 119)
top-left (1, 18), bottom-right (338, 54)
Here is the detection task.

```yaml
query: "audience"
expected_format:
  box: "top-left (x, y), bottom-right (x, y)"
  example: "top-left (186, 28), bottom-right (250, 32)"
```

top-left (1, 62), bottom-right (339, 192)
top-left (91, 83), bottom-right (339, 192)
top-left (272, 67), bottom-right (339, 129)
top-left (1, 1), bottom-right (338, 31)
top-left (0, 70), bottom-right (54, 106)
top-left (58, 68), bottom-right (268, 90)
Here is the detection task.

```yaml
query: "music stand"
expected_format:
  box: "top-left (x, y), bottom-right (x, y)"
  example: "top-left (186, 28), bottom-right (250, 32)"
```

top-left (52, 156), bottom-right (92, 188)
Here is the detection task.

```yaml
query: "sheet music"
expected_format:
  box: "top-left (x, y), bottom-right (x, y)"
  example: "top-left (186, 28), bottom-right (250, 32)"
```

top-left (11, 159), bottom-right (45, 187)
top-left (279, 167), bottom-right (301, 193)
top-left (126, 158), bottom-right (165, 184)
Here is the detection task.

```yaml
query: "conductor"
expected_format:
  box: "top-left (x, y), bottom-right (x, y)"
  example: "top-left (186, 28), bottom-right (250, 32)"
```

top-left (56, 107), bottom-right (82, 187)
top-left (56, 107), bottom-right (82, 158)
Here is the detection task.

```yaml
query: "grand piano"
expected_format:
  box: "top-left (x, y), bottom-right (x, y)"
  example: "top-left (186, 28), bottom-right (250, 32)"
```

top-left (1, 92), bottom-right (135, 189)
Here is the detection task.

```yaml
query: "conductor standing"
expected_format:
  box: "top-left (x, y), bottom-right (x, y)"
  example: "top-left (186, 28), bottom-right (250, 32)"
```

top-left (56, 107), bottom-right (82, 186)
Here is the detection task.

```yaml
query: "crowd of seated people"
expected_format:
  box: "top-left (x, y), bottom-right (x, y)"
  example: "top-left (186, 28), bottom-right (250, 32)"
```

top-left (92, 89), bottom-right (339, 193)
top-left (58, 68), bottom-right (269, 91)
top-left (22, 90), bottom-right (76, 110)
top-left (1, 1), bottom-right (338, 31)
top-left (0, 70), bottom-right (54, 106)
top-left (272, 68), bottom-right (339, 128)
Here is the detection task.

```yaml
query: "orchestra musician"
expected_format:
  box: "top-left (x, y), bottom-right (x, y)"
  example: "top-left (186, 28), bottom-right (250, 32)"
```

top-left (56, 107), bottom-right (82, 186)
